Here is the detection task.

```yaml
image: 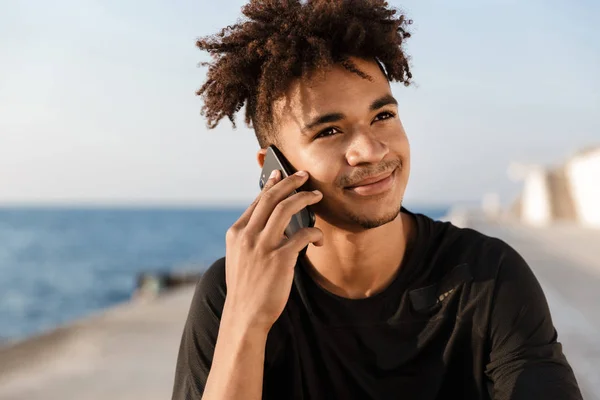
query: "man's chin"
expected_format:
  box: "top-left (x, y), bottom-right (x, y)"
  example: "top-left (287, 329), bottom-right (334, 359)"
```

top-left (343, 188), bottom-right (405, 228)
top-left (344, 203), bottom-right (403, 230)
top-left (311, 194), bottom-right (403, 231)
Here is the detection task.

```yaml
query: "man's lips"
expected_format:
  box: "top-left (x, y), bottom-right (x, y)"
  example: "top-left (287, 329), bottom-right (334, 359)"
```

top-left (345, 169), bottom-right (396, 188)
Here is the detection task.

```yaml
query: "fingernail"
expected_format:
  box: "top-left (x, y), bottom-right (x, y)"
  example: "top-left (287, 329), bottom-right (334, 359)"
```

top-left (269, 170), bottom-right (278, 179)
top-left (312, 190), bottom-right (322, 196)
top-left (296, 171), bottom-right (308, 177)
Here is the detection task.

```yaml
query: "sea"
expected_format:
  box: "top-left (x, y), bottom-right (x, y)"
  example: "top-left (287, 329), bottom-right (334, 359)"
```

top-left (0, 205), bottom-right (448, 342)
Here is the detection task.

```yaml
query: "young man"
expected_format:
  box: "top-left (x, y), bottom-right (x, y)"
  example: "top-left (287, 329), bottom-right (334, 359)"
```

top-left (172, 1), bottom-right (582, 399)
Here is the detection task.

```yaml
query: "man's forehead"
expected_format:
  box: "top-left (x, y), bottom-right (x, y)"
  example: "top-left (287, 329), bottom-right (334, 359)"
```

top-left (273, 68), bottom-right (391, 120)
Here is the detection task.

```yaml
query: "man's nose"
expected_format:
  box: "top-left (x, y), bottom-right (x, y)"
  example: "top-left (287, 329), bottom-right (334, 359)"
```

top-left (345, 128), bottom-right (389, 166)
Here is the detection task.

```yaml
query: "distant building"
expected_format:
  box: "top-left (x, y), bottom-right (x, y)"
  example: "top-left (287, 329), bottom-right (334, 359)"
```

top-left (508, 146), bottom-right (600, 228)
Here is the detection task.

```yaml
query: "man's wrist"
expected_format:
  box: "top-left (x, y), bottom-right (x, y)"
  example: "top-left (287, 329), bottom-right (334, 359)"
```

top-left (220, 301), bottom-right (271, 344)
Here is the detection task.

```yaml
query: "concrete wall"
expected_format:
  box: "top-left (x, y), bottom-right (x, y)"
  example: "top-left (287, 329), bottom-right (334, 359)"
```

top-left (566, 149), bottom-right (600, 228)
top-left (520, 166), bottom-right (552, 226)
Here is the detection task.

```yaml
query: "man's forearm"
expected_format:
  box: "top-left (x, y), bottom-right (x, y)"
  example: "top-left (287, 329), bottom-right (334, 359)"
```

top-left (202, 305), bottom-right (268, 400)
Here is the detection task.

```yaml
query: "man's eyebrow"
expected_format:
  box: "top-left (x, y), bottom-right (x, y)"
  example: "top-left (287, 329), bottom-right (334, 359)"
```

top-left (301, 94), bottom-right (398, 134)
top-left (302, 112), bottom-right (345, 134)
top-left (370, 94), bottom-right (398, 111)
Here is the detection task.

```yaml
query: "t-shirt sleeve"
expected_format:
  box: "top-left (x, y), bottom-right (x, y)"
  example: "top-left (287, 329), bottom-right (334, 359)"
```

top-left (484, 243), bottom-right (582, 399)
top-left (171, 257), bottom-right (227, 400)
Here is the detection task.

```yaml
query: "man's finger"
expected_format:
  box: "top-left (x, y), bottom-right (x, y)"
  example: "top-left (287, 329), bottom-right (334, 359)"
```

top-left (263, 190), bottom-right (322, 243)
top-left (246, 170), bottom-right (308, 233)
top-left (234, 170), bottom-right (280, 227)
top-left (279, 227), bottom-right (324, 254)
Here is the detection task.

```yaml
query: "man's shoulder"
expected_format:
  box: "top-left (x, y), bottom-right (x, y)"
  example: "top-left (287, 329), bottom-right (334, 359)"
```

top-left (423, 215), bottom-right (520, 280)
top-left (192, 256), bottom-right (227, 305)
top-left (201, 256), bottom-right (227, 282)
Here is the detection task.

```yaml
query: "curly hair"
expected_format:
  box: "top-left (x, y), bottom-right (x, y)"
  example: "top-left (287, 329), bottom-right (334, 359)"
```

top-left (196, 0), bottom-right (413, 148)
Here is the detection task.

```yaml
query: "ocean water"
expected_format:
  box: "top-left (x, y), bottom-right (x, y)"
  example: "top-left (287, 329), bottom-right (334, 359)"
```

top-left (0, 206), bottom-right (448, 342)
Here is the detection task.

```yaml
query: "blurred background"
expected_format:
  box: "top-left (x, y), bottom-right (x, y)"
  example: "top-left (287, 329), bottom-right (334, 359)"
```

top-left (0, 0), bottom-right (598, 399)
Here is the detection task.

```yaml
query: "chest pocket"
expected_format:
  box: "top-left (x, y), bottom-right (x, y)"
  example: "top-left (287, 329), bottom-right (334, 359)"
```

top-left (376, 263), bottom-right (474, 369)
top-left (408, 262), bottom-right (473, 315)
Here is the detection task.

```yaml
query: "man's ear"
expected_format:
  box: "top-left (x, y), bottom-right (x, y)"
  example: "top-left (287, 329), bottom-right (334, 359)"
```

top-left (257, 148), bottom-right (267, 168)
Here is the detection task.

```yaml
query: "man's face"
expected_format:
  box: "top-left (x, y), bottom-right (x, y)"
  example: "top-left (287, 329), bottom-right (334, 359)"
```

top-left (267, 57), bottom-right (410, 231)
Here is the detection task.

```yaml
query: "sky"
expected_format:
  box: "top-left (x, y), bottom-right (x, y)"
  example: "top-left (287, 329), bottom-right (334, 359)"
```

top-left (0, 0), bottom-right (598, 207)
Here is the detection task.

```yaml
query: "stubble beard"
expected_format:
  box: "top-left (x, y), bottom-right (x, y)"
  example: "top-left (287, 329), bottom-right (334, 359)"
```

top-left (345, 199), bottom-right (403, 230)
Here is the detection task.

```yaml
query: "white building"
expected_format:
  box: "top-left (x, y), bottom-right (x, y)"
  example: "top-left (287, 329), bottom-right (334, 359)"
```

top-left (508, 146), bottom-right (600, 229)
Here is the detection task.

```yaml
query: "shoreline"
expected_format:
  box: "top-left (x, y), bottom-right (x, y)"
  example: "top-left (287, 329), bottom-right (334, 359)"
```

top-left (0, 209), bottom-right (598, 399)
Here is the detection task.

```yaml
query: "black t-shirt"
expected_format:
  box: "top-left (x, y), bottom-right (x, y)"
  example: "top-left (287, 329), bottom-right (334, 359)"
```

top-left (171, 209), bottom-right (582, 399)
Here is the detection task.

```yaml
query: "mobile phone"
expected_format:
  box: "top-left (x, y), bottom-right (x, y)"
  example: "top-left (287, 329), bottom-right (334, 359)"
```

top-left (259, 145), bottom-right (316, 238)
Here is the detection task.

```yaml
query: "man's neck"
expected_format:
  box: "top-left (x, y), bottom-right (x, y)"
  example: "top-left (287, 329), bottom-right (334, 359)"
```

top-left (304, 211), bottom-right (415, 299)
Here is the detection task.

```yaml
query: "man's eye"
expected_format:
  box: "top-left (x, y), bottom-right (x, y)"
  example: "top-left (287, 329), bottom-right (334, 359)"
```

top-left (373, 111), bottom-right (396, 122)
top-left (315, 127), bottom-right (339, 139)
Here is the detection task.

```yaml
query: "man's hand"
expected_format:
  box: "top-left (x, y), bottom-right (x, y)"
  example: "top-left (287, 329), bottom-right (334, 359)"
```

top-left (223, 168), bottom-right (323, 334)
